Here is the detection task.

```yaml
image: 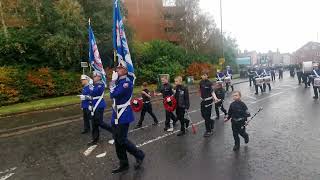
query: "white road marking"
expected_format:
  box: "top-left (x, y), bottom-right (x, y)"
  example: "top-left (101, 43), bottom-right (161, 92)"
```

top-left (136, 120), bottom-right (205, 148)
top-left (83, 145), bottom-right (97, 156)
top-left (134, 88), bottom-right (294, 148)
top-left (0, 168), bottom-right (16, 175)
top-left (96, 152), bottom-right (107, 158)
top-left (245, 96), bottom-right (257, 101)
top-left (0, 173), bottom-right (15, 180)
top-left (128, 109), bottom-right (200, 133)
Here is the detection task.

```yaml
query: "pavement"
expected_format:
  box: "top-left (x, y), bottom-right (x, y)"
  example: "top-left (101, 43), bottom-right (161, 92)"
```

top-left (1, 72), bottom-right (320, 180)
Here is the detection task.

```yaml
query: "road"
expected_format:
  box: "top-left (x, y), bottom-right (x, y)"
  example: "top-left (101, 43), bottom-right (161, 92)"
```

top-left (1, 73), bottom-right (320, 180)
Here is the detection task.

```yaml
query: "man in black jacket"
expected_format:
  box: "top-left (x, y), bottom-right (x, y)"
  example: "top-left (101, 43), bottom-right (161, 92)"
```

top-left (225, 91), bottom-right (250, 151)
top-left (135, 82), bottom-right (158, 128)
top-left (155, 76), bottom-right (177, 132)
top-left (199, 71), bottom-right (219, 137)
top-left (214, 83), bottom-right (227, 120)
top-left (174, 76), bottom-right (190, 136)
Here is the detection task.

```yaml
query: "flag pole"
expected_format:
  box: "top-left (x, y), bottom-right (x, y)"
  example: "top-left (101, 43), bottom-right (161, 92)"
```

top-left (88, 18), bottom-right (92, 73)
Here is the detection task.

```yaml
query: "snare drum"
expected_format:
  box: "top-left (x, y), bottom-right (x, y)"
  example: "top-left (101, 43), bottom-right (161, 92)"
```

top-left (224, 77), bottom-right (231, 83)
top-left (255, 78), bottom-right (263, 86)
top-left (314, 78), bottom-right (320, 87)
top-left (263, 76), bottom-right (271, 83)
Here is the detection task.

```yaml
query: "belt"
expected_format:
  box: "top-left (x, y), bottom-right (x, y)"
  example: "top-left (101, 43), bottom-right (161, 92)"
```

top-left (201, 97), bottom-right (213, 101)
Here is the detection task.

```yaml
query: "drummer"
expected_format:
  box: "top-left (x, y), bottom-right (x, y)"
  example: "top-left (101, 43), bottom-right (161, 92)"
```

top-left (262, 66), bottom-right (272, 92)
top-left (224, 66), bottom-right (234, 92)
top-left (254, 67), bottom-right (264, 95)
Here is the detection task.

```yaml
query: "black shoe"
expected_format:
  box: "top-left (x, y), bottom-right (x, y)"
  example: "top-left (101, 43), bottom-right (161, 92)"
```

top-left (313, 96), bottom-right (319, 99)
top-left (152, 122), bottom-right (159, 126)
top-left (233, 145), bottom-right (240, 151)
top-left (81, 130), bottom-right (89, 134)
top-left (245, 135), bottom-right (249, 144)
top-left (87, 140), bottom-right (98, 146)
top-left (135, 125), bottom-right (142, 129)
top-left (255, 92), bottom-right (258, 95)
top-left (177, 131), bottom-right (186, 136)
top-left (203, 131), bottom-right (212, 137)
top-left (134, 153), bottom-right (145, 170)
top-left (112, 165), bottom-right (129, 174)
top-left (163, 127), bottom-right (168, 131)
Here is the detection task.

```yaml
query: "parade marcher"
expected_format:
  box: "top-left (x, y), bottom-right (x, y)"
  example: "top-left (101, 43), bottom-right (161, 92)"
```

top-left (248, 67), bottom-right (255, 87)
top-left (224, 91), bottom-right (250, 151)
top-left (262, 68), bottom-right (272, 92)
top-left (80, 75), bottom-right (92, 134)
top-left (110, 62), bottom-right (145, 174)
top-left (216, 69), bottom-right (225, 82)
top-left (86, 71), bottom-right (113, 146)
top-left (303, 72), bottom-right (311, 88)
top-left (200, 71), bottom-right (219, 137)
top-left (174, 76), bottom-right (190, 136)
top-left (214, 83), bottom-right (227, 120)
top-left (296, 63), bottom-right (303, 85)
top-left (254, 68), bottom-right (264, 95)
top-left (155, 76), bottom-right (177, 132)
top-left (270, 66), bottom-right (276, 81)
top-left (289, 65), bottom-right (295, 78)
top-left (278, 65), bottom-right (284, 79)
top-left (224, 66), bottom-right (234, 92)
top-left (311, 64), bottom-right (320, 99)
top-left (135, 82), bottom-right (158, 128)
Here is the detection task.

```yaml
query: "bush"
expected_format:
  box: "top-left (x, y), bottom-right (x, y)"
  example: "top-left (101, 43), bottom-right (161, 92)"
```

top-left (186, 62), bottom-right (216, 80)
top-left (0, 66), bottom-right (81, 106)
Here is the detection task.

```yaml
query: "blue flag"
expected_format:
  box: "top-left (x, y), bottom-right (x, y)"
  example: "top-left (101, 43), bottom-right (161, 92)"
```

top-left (113, 0), bottom-right (135, 82)
top-left (88, 20), bottom-right (107, 86)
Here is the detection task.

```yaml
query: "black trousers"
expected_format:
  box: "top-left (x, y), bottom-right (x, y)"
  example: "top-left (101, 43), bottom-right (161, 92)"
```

top-left (271, 73), bottom-right (276, 81)
top-left (226, 82), bottom-right (234, 91)
top-left (279, 71), bottom-right (283, 79)
top-left (112, 123), bottom-right (144, 166)
top-left (215, 101), bottom-right (227, 118)
top-left (255, 84), bottom-right (264, 94)
top-left (201, 100), bottom-right (214, 132)
top-left (92, 108), bottom-right (113, 142)
top-left (138, 103), bottom-right (158, 126)
top-left (314, 87), bottom-right (320, 98)
top-left (176, 107), bottom-right (188, 132)
top-left (263, 83), bottom-right (271, 91)
top-left (165, 110), bottom-right (177, 128)
top-left (249, 76), bottom-right (254, 86)
top-left (231, 120), bottom-right (248, 146)
top-left (303, 74), bottom-right (311, 87)
top-left (82, 109), bottom-right (91, 131)
top-left (297, 72), bottom-right (303, 84)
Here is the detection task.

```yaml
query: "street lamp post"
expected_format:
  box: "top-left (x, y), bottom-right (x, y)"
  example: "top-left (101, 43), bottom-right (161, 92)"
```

top-left (220, 0), bottom-right (224, 59)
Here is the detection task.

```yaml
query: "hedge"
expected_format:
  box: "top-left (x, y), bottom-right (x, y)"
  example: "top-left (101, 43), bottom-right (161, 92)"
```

top-left (0, 67), bottom-right (81, 106)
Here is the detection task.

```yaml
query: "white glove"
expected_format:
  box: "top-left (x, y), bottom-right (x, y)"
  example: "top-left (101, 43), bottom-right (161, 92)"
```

top-left (167, 97), bottom-right (172, 102)
top-left (111, 71), bottom-right (118, 81)
top-left (79, 95), bottom-right (85, 101)
top-left (89, 79), bottom-right (93, 85)
top-left (88, 105), bottom-right (92, 111)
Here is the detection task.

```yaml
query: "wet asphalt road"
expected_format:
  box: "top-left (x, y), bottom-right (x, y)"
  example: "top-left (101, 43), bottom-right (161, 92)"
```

top-left (1, 72), bottom-right (320, 180)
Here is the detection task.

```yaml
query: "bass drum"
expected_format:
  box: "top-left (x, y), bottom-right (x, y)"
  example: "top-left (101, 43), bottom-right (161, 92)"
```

top-left (302, 61), bottom-right (313, 73)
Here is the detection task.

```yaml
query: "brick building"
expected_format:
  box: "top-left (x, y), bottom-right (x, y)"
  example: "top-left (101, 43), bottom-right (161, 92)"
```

top-left (123, 0), bottom-right (180, 43)
top-left (293, 41), bottom-right (320, 64)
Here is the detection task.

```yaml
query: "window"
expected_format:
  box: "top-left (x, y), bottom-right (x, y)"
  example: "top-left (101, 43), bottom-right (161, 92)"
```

top-left (316, 52), bottom-right (320, 57)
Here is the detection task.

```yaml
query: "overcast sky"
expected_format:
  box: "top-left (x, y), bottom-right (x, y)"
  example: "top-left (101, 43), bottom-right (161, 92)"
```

top-left (199, 0), bottom-right (320, 53)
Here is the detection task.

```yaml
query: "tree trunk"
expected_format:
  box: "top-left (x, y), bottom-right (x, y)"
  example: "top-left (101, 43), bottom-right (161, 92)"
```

top-left (0, 0), bottom-right (9, 39)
